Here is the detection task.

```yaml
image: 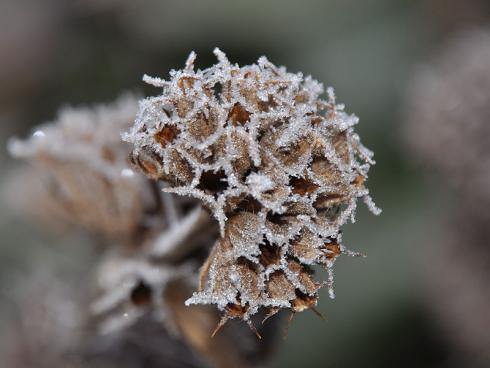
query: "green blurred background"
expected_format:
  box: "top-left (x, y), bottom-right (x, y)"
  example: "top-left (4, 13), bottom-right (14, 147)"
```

top-left (1, 0), bottom-right (488, 367)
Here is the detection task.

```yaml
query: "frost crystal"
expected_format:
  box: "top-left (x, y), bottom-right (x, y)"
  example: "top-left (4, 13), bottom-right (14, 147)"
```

top-left (124, 49), bottom-right (380, 324)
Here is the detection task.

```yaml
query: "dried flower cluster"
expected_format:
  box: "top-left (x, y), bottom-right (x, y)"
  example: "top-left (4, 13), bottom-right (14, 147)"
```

top-left (8, 94), bottom-right (146, 241)
top-left (404, 29), bottom-right (490, 362)
top-left (124, 49), bottom-right (380, 326)
top-left (404, 29), bottom-right (490, 222)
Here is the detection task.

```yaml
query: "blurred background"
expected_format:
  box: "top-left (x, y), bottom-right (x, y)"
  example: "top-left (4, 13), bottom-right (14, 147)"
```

top-left (1, 0), bottom-right (489, 367)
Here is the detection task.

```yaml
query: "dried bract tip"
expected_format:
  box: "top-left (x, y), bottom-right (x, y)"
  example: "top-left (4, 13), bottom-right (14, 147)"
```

top-left (125, 50), bottom-right (380, 323)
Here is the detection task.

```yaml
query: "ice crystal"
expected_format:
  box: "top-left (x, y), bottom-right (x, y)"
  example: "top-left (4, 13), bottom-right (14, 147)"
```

top-left (124, 49), bottom-right (380, 323)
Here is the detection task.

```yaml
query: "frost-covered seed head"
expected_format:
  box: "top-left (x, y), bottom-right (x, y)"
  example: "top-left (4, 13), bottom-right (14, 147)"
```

top-left (404, 29), bottom-right (490, 361)
top-left (7, 95), bottom-right (152, 241)
top-left (404, 29), bottom-right (490, 218)
top-left (125, 49), bottom-right (380, 324)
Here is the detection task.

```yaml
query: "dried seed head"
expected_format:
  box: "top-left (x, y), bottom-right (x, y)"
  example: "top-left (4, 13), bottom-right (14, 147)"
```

top-left (7, 94), bottom-right (150, 241)
top-left (404, 29), bottom-right (490, 222)
top-left (404, 29), bottom-right (490, 361)
top-left (125, 49), bottom-right (380, 322)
